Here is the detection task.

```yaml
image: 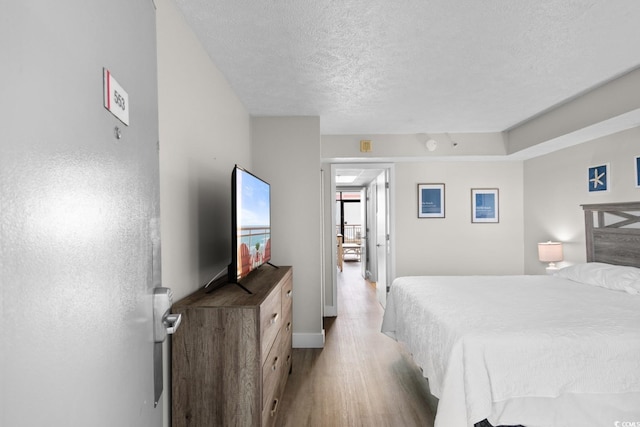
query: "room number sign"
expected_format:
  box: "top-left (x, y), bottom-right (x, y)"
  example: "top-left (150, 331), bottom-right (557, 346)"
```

top-left (103, 68), bottom-right (130, 125)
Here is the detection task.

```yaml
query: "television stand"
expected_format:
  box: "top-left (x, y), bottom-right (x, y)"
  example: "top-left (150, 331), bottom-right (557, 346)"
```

top-left (233, 281), bottom-right (252, 294)
top-left (205, 275), bottom-right (252, 294)
top-left (172, 266), bottom-right (294, 427)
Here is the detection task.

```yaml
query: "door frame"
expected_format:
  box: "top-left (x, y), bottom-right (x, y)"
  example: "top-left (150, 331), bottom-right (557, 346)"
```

top-left (326, 163), bottom-right (395, 315)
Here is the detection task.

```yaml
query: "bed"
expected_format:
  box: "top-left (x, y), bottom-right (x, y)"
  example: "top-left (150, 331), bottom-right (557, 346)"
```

top-left (381, 202), bottom-right (640, 427)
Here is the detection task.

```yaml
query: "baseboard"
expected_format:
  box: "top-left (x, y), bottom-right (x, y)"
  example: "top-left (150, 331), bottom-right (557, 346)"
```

top-left (292, 330), bottom-right (325, 348)
top-left (323, 305), bottom-right (337, 317)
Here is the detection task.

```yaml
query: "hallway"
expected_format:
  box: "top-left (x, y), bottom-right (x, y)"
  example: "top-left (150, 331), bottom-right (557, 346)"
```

top-left (275, 261), bottom-right (435, 426)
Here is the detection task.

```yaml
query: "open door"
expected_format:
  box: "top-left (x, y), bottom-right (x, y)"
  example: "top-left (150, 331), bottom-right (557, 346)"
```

top-left (375, 170), bottom-right (389, 308)
top-left (360, 187), bottom-right (368, 278)
top-left (366, 182), bottom-right (377, 283)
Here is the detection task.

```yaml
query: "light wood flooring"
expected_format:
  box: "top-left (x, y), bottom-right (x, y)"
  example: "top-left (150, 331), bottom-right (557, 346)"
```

top-left (275, 261), bottom-right (436, 427)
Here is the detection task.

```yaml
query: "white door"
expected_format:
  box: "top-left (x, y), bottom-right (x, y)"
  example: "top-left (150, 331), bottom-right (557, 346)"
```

top-left (360, 187), bottom-right (368, 278)
top-left (1, 2), bottom-right (163, 426)
top-left (376, 171), bottom-right (388, 307)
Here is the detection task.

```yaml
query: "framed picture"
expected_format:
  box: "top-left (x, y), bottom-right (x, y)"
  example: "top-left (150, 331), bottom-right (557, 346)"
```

top-left (588, 163), bottom-right (609, 192)
top-left (635, 156), bottom-right (640, 188)
top-left (418, 183), bottom-right (445, 218)
top-left (471, 188), bottom-right (499, 223)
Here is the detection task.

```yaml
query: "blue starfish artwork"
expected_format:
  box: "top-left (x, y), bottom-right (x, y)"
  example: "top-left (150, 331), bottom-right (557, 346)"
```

top-left (588, 164), bottom-right (608, 192)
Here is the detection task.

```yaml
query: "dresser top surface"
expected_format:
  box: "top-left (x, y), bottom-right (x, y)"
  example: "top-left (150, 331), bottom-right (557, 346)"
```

top-left (174, 265), bottom-right (292, 309)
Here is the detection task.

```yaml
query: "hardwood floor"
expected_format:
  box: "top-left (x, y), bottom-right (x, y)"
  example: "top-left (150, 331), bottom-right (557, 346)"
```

top-left (275, 261), bottom-right (436, 427)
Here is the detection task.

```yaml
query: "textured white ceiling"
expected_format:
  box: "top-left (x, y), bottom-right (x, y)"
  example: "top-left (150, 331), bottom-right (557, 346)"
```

top-left (175, 0), bottom-right (640, 135)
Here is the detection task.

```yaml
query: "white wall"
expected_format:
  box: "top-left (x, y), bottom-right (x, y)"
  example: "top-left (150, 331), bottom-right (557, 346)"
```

top-left (156, 0), bottom-right (252, 301)
top-left (252, 117), bottom-right (324, 348)
top-left (156, 4), bottom-right (252, 425)
top-left (523, 126), bottom-right (640, 273)
top-left (322, 132), bottom-right (507, 160)
top-left (395, 161), bottom-right (524, 276)
top-left (321, 134), bottom-right (525, 311)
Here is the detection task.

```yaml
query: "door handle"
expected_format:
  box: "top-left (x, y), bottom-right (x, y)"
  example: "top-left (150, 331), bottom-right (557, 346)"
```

top-left (153, 286), bottom-right (181, 408)
top-left (164, 313), bottom-right (182, 335)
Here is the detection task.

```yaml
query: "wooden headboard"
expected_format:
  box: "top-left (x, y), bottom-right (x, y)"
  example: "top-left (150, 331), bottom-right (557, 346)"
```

top-left (582, 202), bottom-right (640, 268)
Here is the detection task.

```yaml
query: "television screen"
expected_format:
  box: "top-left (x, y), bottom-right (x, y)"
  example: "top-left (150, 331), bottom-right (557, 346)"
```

top-left (230, 165), bottom-right (271, 283)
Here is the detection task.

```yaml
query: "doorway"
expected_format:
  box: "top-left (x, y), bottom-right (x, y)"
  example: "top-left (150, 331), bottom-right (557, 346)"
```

top-left (336, 190), bottom-right (365, 275)
top-left (328, 163), bottom-right (395, 315)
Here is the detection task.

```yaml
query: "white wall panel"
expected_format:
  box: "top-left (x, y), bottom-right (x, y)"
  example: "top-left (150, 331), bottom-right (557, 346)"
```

top-left (523, 127), bottom-right (640, 273)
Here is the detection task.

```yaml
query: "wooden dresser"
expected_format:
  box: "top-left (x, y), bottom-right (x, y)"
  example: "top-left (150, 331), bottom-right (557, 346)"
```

top-left (171, 266), bottom-right (293, 427)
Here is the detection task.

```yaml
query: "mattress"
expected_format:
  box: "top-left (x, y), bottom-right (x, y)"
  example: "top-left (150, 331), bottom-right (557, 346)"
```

top-left (381, 274), bottom-right (640, 427)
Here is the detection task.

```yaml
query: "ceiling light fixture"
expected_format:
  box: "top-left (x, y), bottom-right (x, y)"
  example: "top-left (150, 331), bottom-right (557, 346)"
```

top-left (336, 175), bottom-right (357, 184)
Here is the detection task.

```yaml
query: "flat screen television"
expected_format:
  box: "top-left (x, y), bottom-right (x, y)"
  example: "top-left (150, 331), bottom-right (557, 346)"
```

top-left (229, 165), bottom-right (272, 289)
top-left (205, 165), bottom-right (273, 294)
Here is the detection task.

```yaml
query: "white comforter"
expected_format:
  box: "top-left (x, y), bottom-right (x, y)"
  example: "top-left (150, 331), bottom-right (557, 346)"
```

top-left (381, 275), bottom-right (640, 427)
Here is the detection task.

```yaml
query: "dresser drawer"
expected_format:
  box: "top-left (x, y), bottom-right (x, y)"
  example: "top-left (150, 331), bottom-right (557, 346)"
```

top-left (262, 385), bottom-right (283, 427)
top-left (260, 283), bottom-right (282, 365)
top-left (281, 275), bottom-right (293, 319)
top-left (261, 341), bottom-right (289, 427)
top-left (281, 279), bottom-right (293, 375)
top-left (262, 329), bottom-right (283, 409)
top-left (282, 326), bottom-right (292, 375)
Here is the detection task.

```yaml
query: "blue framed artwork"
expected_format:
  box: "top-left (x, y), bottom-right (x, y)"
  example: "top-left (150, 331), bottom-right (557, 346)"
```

top-left (418, 183), bottom-right (445, 218)
top-left (588, 164), bottom-right (609, 192)
top-left (471, 188), bottom-right (499, 223)
top-left (636, 156), bottom-right (640, 188)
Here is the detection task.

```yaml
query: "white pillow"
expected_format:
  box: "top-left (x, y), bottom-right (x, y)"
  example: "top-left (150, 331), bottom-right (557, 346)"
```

top-left (555, 262), bottom-right (640, 295)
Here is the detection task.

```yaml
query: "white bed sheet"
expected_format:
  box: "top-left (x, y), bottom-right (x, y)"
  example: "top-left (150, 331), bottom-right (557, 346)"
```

top-left (381, 275), bottom-right (640, 427)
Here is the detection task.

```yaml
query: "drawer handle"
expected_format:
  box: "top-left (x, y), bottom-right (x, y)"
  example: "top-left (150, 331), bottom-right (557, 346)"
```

top-left (270, 398), bottom-right (279, 417)
top-left (270, 313), bottom-right (279, 324)
top-left (286, 290), bottom-right (292, 298)
top-left (286, 322), bottom-right (291, 332)
top-left (272, 356), bottom-right (279, 371)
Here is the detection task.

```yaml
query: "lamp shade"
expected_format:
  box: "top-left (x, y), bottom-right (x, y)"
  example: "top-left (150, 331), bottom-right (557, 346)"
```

top-left (538, 241), bottom-right (563, 263)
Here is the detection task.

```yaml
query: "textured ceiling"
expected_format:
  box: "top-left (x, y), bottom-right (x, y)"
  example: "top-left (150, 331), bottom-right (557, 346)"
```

top-left (175, 0), bottom-right (640, 135)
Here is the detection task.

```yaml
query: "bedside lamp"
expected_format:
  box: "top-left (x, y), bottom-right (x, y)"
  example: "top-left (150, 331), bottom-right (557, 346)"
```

top-left (538, 241), bottom-right (563, 273)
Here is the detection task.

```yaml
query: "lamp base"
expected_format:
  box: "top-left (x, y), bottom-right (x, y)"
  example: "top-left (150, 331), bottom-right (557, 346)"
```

top-left (545, 265), bottom-right (560, 275)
